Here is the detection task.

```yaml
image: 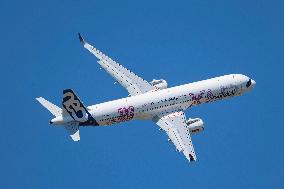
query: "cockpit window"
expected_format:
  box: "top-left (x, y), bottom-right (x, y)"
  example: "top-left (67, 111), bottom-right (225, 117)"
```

top-left (246, 79), bottom-right (252, 88)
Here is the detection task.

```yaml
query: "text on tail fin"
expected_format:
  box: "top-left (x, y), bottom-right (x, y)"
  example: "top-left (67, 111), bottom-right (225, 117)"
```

top-left (62, 89), bottom-right (99, 126)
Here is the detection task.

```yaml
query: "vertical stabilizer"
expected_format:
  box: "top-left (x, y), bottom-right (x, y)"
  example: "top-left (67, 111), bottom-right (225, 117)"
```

top-left (62, 89), bottom-right (99, 126)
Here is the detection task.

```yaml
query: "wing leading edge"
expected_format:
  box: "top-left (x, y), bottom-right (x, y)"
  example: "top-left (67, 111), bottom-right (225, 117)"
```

top-left (153, 110), bottom-right (197, 162)
top-left (78, 33), bottom-right (155, 96)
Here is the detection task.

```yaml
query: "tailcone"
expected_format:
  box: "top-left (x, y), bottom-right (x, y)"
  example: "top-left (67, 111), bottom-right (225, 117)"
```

top-left (50, 116), bottom-right (64, 125)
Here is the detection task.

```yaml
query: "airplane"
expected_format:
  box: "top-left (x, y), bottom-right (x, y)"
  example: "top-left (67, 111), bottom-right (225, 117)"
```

top-left (36, 33), bottom-right (256, 163)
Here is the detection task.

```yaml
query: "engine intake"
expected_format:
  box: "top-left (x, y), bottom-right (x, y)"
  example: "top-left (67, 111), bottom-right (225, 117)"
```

top-left (186, 118), bottom-right (204, 134)
top-left (150, 79), bottom-right (168, 90)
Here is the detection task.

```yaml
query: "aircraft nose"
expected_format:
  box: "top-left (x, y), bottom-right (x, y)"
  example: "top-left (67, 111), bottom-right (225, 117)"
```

top-left (251, 79), bottom-right (256, 87)
top-left (246, 78), bottom-right (256, 88)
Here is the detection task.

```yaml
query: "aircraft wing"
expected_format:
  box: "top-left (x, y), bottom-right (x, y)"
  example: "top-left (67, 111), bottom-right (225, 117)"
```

top-left (78, 33), bottom-right (155, 96)
top-left (153, 111), bottom-right (197, 162)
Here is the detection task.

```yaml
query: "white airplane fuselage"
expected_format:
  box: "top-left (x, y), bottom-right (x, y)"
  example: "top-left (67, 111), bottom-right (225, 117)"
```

top-left (52, 74), bottom-right (255, 126)
top-left (35, 33), bottom-right (257, 160)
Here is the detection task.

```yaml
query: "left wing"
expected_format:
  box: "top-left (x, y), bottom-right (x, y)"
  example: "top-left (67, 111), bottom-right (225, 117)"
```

top-left (153, 111), bottom-right (197, 162)
top-left (78, 33), bottom-right (155, 96)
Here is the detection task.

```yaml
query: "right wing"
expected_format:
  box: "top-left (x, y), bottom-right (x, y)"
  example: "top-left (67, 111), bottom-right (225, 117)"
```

top-left (153, 110), bottom-right (197, 162)
top-left (78, 33), bottom-right (155, 96)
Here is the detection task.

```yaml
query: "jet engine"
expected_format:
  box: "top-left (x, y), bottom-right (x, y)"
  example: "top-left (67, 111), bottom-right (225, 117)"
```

top-left (186, 118), bottom-right (204, 134)
top-left (150, 79), bottom-right (168, 90)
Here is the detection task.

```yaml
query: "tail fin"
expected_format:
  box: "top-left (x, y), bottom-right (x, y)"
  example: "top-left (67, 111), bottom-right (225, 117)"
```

top-left (36, 97), bottom-right (61, 116)
top-left (62, 89), bottom-right (98, 125)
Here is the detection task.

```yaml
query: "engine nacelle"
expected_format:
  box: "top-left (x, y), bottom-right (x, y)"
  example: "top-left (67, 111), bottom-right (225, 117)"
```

top-left (150, 79), bottom-right (168, 90)
top-left (186, 118), bottom-right (204, 134)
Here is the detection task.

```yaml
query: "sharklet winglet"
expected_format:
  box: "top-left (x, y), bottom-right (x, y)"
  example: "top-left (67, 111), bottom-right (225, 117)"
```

top-left (78, 33), bottom-right (85, 45)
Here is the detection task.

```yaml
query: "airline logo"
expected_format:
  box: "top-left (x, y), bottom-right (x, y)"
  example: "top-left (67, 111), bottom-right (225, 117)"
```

top-left (118, 106), bottom-right (134, 122)
top-left (63, 91), bottom-right (88, 122)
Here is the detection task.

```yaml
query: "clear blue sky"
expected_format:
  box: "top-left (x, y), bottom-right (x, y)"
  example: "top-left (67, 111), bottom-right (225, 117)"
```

top-left (1, 0), bottom-right (283, 188)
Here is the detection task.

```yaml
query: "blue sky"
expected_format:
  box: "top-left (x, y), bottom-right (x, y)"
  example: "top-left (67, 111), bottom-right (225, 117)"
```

top-left (1, 0), bottom-right (283, 188)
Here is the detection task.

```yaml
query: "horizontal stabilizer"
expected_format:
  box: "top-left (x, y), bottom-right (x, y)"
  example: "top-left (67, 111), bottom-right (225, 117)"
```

top-left (64, 124), bottom-right (80, 141)
top-left (36, 97), bottom-right (61, 117)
